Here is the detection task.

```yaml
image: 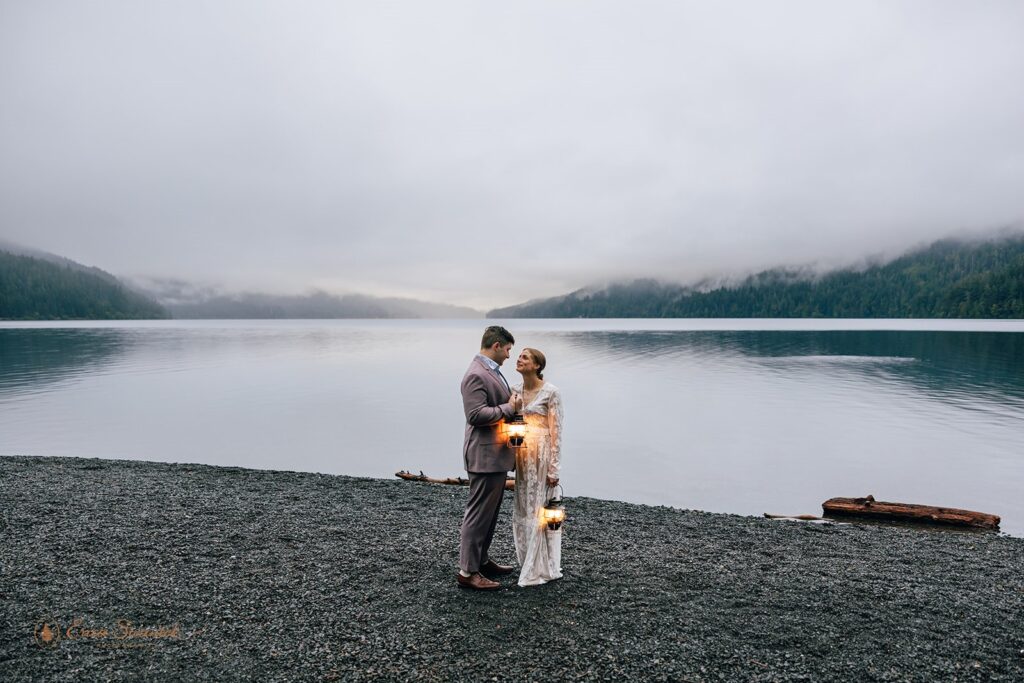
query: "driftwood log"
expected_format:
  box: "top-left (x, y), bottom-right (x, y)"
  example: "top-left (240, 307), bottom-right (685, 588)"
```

top-left (822, 494), bottom-right (1000, 530)
top-left (396, 470), bottom-right (515, 491)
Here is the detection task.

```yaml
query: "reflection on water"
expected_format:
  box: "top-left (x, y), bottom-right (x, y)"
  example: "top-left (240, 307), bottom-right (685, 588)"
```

top-left (0, 328), bottom-right (132, 395)
top-left (1, 320), bottom-right (1022, 536)
top-left (559, 329), bottom-right (1024, 415)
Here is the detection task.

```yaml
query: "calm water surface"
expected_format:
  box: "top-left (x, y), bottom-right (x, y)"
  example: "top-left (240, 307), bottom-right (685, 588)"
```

top-left (2, 319), bottom-right (1023, 535)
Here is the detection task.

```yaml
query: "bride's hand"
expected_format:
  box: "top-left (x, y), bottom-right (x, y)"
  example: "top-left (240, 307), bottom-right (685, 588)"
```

top-left (510, 393), bottom-right (523, 412)
top-left (546, 476), bottom-right (559, 488)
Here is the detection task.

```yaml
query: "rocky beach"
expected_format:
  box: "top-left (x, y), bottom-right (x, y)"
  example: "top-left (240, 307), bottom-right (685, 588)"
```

top-left (2, 455), bottom-right (1023, 681)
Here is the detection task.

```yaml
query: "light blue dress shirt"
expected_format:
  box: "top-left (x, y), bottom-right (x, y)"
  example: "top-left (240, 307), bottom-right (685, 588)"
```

top-left (475, 353), bottom-right (511, 392)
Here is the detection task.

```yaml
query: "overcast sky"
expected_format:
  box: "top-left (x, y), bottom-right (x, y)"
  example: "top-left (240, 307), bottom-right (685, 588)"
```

top-left (2, 1), bottom-right (1023, 309)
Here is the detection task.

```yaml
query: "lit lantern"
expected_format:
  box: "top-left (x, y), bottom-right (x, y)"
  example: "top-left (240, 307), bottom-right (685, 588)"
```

top-left (543, 486), bottom-right (566, 530)
top-left (505, 413), bottom-right (527, 448)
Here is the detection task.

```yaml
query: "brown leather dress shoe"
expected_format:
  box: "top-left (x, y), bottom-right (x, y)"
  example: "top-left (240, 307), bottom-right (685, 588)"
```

top-left (456, 572), bottom-right (500, 590)
top-left (480, 559), bottom-right (515, 577)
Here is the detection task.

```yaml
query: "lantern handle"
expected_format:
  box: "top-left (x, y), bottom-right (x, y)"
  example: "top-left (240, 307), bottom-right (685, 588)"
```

top-left (547, 483), bottom-right (564, 502)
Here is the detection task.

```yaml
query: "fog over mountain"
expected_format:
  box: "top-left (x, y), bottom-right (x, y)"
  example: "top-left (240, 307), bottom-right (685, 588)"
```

top-left (488, 233), bottom-right (1024, 319)
top-left (0, 238), bottom-right (120, 282)
top-left (0, 240), bottom-right (481, 318)
top-left (131, 277), bottom-right (481, 319)
top-left (3, 2), bottom-right (1023, 309)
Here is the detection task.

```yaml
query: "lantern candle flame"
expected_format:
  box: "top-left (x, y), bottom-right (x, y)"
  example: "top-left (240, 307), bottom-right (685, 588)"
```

top-left (505, 413), bottom-right (527, 448)
top-left (543, 485), bottom-right (566, 531)
top-left (542, 505), bottom-right (566, 530)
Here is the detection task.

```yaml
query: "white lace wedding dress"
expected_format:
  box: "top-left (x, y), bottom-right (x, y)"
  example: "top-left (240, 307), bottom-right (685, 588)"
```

top-left (511, 381), bottom-right (564, 587)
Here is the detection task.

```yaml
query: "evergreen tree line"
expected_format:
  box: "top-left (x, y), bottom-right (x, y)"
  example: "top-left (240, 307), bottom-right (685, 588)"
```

top-left (489, 237), bottom-right (1024, 318)
top-left (0, 251), bottom-right (168, 320)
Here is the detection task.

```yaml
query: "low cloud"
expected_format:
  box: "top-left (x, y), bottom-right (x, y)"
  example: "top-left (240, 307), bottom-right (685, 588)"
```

top-left (2, 1), bottom-right (1023, 309)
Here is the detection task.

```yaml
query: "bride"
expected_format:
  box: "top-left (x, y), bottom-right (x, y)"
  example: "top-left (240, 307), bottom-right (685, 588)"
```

top-left (511, 347), bottom-right (564, 587)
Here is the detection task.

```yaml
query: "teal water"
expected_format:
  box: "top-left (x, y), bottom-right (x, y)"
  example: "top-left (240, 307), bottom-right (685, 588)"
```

top-left (2, 319), bottom-right (1022, 535)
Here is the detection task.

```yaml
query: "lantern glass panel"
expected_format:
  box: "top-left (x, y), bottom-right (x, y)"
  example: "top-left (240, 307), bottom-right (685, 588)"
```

top-left (506, 414), bottom-right (527, 448)
top-left (543, 505), bottom-right (565, 530)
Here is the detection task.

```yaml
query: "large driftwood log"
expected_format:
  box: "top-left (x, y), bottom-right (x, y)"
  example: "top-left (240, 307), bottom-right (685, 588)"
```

top-left (822, 494), bottom-right (1000, 530)
top-left (396, 470), bottom-right (515, 491)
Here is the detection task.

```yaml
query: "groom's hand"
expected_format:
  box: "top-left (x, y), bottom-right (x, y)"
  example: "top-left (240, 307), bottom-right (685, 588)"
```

top-left (510, 393), bottom-right (523, 412)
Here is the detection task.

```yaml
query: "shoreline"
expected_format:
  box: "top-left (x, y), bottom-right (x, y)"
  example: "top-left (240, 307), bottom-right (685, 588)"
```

top-left (3, 455), bottom-right (1023, 681)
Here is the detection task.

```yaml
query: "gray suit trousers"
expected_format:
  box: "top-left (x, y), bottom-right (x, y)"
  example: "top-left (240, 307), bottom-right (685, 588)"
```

top-left (458, 472), bottom-right (507, 573)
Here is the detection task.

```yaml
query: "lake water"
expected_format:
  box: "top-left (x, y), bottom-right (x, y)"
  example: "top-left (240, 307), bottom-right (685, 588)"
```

top-left (2, 319), bottom-right (1023, 535)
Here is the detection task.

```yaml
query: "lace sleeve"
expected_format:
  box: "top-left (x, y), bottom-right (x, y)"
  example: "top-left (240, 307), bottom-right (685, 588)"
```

top-left (547, 387), bottom-right (563, 480)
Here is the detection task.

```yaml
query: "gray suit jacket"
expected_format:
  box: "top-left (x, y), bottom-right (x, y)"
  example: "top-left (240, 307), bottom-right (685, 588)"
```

top-left (461, 356), bottom-right (516, 474)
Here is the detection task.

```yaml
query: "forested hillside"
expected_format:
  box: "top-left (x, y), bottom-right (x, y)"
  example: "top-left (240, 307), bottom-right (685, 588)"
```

top-left (0, 250), bottom-right (168, 319)
top-left (489, 237), bottom-right (1024, 319)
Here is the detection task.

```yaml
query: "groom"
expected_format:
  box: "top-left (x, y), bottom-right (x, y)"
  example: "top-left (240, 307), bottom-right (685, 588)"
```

top-left (457, 325), bottom-right (522, 590)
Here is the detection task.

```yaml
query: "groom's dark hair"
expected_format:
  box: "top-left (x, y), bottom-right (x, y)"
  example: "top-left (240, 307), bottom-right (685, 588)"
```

top-left (481, 325), bottom-right (515, 349)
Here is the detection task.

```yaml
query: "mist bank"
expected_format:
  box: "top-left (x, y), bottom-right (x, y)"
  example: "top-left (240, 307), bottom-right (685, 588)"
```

top-left (489, 236), bottom-right (1024, 319)
top-left (0, 241), bottom-right (481, 320)
top-left (5, 233), bottom-right (1023, 321)
top-left (159, 290), bottom-right (482, 319)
